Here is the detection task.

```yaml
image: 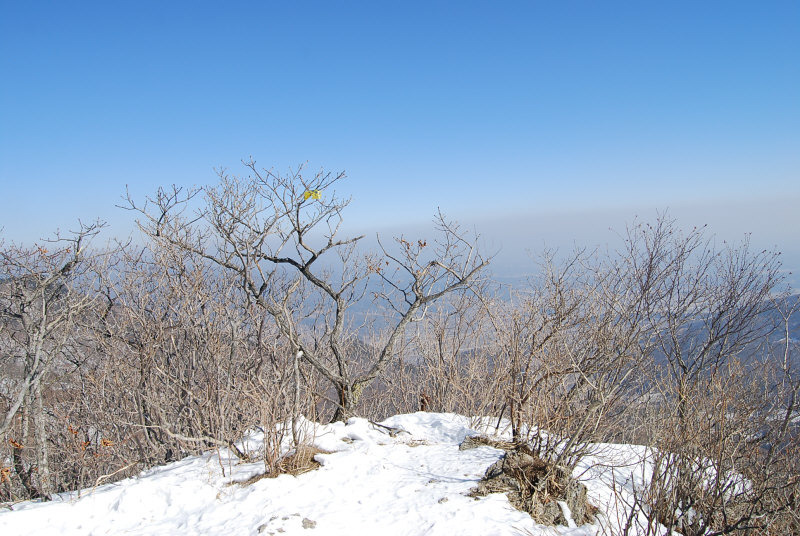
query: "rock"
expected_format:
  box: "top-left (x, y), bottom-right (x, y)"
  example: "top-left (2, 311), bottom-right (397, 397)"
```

top-left (459, 436), bottom-right (484, 451)
top-left (469, 447), bottom-right (593, 527)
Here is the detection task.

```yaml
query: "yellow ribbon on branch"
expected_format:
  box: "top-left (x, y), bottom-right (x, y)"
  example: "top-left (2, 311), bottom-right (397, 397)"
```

top-left (303, 189), bottom-right (322, 200)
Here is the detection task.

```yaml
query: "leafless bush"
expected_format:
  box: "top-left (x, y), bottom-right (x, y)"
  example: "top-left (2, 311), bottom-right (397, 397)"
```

top-left (365, 287), bottom-right (505, 421)
top-left (3, 177), bottom-right (797, 535)
top-left (486, 247), bottom-right (647, 480)
top-left (88, 236), bottom-right (314, 478)
top-left (477, 216), bottom-right (796, 535)
top-left (612, 217), bottom-right (795, 535)
top-left (0, 221), bottom-right (105, 500)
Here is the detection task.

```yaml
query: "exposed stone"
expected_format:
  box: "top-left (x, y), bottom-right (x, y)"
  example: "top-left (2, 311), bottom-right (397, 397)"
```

top-left (469, 446), bottom-right (594, 527)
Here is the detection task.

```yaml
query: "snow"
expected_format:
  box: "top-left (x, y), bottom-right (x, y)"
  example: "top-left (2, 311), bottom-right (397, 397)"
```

top-left (0, 413), bottom-right (669, 535)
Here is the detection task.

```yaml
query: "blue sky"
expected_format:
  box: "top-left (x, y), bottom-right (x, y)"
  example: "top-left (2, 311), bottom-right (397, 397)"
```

top-left (1, 2), bottom-right (798, 277)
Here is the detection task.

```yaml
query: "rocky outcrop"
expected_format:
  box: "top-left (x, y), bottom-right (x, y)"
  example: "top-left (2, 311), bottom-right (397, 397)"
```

top-left (464, 436), bottom-right (594, 526)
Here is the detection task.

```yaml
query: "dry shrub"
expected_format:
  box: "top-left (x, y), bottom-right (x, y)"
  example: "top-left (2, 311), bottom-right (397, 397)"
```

top-left (236, 445), bottom-right (330, 487)
top-left (458, 435), bottom-right (516, 452)
top-left (273, 445), bottom-right (330, 477)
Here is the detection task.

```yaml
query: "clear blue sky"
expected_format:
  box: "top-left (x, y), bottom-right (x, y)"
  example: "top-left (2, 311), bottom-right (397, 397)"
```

top-left (1, 2), bottom-right (798, 276)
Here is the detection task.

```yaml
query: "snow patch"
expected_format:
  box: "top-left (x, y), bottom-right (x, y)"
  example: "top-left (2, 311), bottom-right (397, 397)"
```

top-left (0, 413), bottom-right (671, 535)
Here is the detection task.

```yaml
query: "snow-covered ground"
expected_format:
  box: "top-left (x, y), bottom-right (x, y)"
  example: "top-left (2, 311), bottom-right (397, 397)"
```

top-left (0, 413), bottom-right (664, 535)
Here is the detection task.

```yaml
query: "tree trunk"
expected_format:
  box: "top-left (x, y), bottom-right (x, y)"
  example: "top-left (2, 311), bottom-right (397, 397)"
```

top-left (33, 382), bottom-right (53, 499)
top-left (12, 400), bottom-right (43, 499)
top-left (331, 383), bottom-right (361, 422)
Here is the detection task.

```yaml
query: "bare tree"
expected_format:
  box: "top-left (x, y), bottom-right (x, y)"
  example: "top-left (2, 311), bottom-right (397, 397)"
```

top-left (0, 221), bottom-right (104, 499)
top-left (488, 247), bottom-right (648, 472)
top-left (616, 216), bottom-right (793, 535)
top-left (367, 286), bottom-right (503, 421)
top-left (74, 233), bottom-right (320, 484)
top-left (125, 161), bottom-right (488, 420)
top-left (476, 216), bottom-right (793, 533)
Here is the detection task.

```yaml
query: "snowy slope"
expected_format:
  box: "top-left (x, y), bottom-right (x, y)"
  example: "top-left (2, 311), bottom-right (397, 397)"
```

top-left (0, 413), bottom-right (661, 536)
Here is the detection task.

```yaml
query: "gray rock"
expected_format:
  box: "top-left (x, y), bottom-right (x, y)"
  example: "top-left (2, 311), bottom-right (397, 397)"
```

top-left (469, 448), bottom-right (593, 527)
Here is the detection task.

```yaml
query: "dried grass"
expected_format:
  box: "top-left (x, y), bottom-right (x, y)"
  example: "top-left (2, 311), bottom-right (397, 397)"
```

top-left (234, 446), bottom-right (330, 486)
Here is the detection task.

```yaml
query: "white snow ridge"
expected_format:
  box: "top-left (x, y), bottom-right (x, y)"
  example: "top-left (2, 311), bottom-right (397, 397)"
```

top-left (0, 413), bottom-right (660, 535)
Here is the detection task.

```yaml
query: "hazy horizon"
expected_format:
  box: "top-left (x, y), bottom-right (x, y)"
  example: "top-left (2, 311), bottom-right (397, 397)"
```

top-left (2, 3), bottom-right (797, 287)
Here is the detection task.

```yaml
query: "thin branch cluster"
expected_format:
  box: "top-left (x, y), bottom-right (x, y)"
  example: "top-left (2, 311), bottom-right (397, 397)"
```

top-left (1, 165), bottom-right (797, 534)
